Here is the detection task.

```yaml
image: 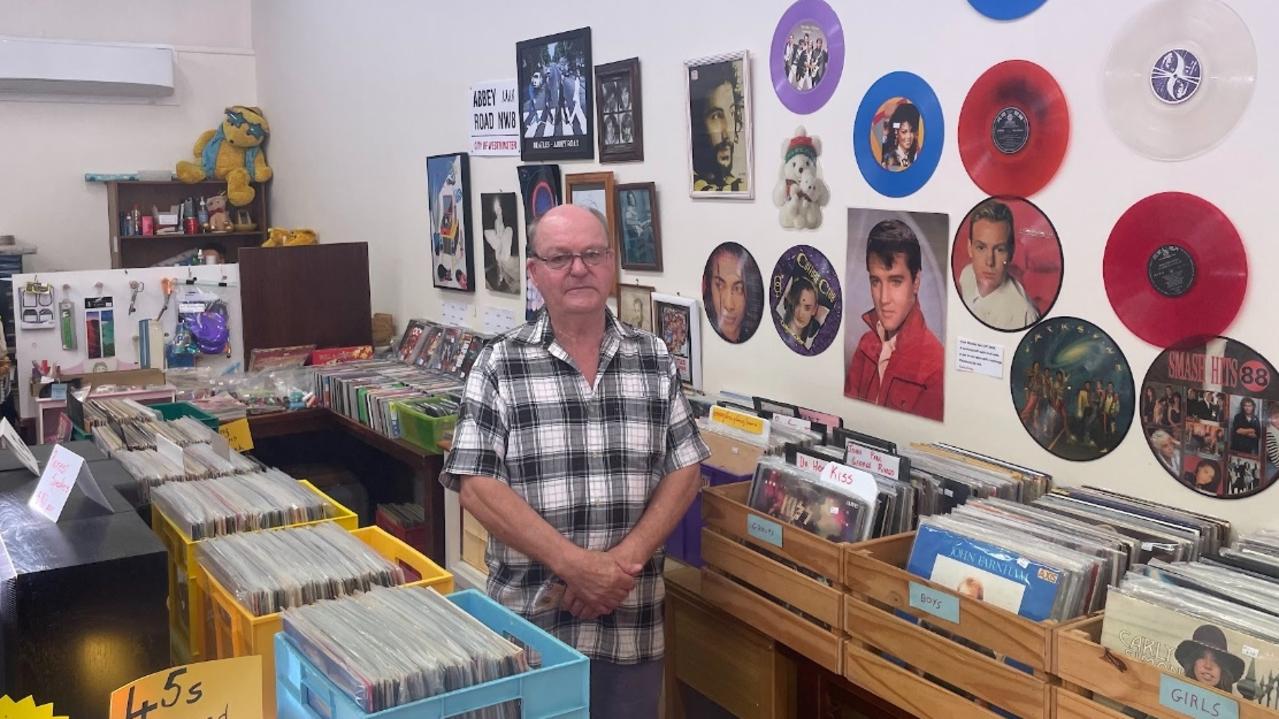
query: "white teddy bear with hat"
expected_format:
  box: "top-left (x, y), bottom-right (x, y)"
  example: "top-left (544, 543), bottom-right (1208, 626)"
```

top-left (773, 126), bottom-right (829, 230)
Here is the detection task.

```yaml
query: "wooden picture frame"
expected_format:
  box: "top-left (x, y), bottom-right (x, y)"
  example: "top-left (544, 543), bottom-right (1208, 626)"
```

top-left (564, 170), bottom-right (620, 309)
top-left (618, 283), bottom-right (656, 333)
top-left (426, 152), bottom-right (476, 291)
top-left (615, 182), bottom-right (662, 272)
top-left (595, 57), bottom-right (644, 163)
top-left (685, 50), bottom-right (754, 200)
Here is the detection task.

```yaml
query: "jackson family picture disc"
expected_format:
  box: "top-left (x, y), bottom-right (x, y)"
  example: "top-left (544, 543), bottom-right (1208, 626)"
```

top-left (958, 60), bottom-right (1069, 197)
top-left (1010, 317), bottom-right (1135, 462)
top-left (702, 242), bottom-right (765, 344)
top-left (1103, 192), bottom-right (1246, 349)
top-left (1103, 0), bottom-right (1256, 161)
top-left (771, 0), bottom-right (845, 114)
top-left (968, 0), bottom-right (1047, 21)
top-left (853, 72), bottom-right (944, 198)
top-left (770, 244), bottom-right (842, 356)
top-left (1140, 337), bottom-right (1279, 498)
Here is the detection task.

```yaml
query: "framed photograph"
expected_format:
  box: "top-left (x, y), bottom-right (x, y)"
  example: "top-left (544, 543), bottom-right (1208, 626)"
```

top-left (653, 292), bottom-right (702, 390)
top-left (685, 51), bottom-right (754, 199)
top-left (480, 192), bottom-right (521, 295)
top-left (517, 27), bottom-right (595, 161)
top-left (615, 182), bottom-right (662, 272)
top-left (595, 57), bottom-right (644, 163)
top-left (426, 152), bottom-right (475, 291)
top-left (565, 171), bottom-right (619, 309)
top-left (618, 283), bottom-right (655, 332)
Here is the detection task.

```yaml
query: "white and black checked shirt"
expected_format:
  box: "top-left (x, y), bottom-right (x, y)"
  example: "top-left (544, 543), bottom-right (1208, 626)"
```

top-left (441, 309), bottom-right (710, 663)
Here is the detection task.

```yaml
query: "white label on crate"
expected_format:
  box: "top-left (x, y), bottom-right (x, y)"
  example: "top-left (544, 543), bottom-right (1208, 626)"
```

top-left (817, 462), bottom-right (880, 510)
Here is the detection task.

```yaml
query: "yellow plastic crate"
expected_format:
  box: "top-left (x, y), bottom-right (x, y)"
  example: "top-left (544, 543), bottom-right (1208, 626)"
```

top-left (204, 525), bottom-right (453, 719)
top-left (152, 479), bottom-right (358, 662)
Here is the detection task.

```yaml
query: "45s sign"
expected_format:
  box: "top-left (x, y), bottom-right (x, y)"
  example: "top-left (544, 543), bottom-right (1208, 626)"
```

top-left (110, 657), bottom-right (263, 719)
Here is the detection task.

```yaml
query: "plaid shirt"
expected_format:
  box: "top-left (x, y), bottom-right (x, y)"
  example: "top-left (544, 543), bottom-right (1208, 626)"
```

top-left (441, 309), bottom-right (709, 663)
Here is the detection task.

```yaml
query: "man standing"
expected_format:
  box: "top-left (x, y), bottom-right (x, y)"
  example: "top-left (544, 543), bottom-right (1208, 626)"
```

top-left (957, 199), bottom-right (1040, 330)
top-left (442, 205), bottom-right (709, 719)
top-left (1230, 397), bottom-right (1262, 455)
top-left (844, 219), bottom-right (944, 421)
top-left (690, 61), bottom-right (746, 192)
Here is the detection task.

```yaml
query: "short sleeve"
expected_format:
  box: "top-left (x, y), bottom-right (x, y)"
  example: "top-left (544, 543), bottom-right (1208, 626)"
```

top-left (440, 345), bottom-right (509, 491)
top-left (662, 358), bottom-right (710, 476)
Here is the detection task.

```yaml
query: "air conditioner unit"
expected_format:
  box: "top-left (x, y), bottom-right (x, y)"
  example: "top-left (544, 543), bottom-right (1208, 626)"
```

top-left (0, 36), bottom-right (174, 98)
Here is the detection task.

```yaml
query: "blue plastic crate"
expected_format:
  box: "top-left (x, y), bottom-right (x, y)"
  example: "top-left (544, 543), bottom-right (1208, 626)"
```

top-left (276, 589), bottom-right (589, 719)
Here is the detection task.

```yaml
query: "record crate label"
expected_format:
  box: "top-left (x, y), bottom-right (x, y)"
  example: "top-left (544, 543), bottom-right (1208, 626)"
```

top-left (908, 581), bottom-right (960, 624)
top-left (746, 514), bottom-right (784, 548)
top-left (1159, 674), bottom-right (1238, 719)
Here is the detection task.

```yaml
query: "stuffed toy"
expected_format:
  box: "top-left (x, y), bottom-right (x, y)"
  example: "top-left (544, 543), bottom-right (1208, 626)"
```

top-left (772, 127), bottom-right (830, 230)
top-left (176, 106), bottom-right (272, 207)
top-left (262, 227), bottom-right (318, 248)
top-left (205, 193), bottom-right (232, 232)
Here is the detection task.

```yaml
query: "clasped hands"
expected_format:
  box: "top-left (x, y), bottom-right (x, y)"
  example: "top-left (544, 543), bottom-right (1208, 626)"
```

top-left (556, 545), bottom-right (645, 621)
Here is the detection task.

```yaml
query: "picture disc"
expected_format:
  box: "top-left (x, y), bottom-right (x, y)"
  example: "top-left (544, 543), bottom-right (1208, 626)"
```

top-left (1103, 192), bottom-right (1246, 348)
top-left (702, 242), bottom-right (765, 344)
top-left (1010, 317), bottom-right (1135, 462)
top-left (967, 0), bottom-right (1047, 21)
top-left (1103, 0), bottom-right (1256, 161)
top-left (853, 72), bottom-right (944, 198)
top-left (770, 244), bottom-right (842, 356)
top-left (958, 60), bottom-right (1069, 196)
top-left (771, 0), bottom-right (845, 114)
top-left (1139, 337), bottom-right (1279, 499)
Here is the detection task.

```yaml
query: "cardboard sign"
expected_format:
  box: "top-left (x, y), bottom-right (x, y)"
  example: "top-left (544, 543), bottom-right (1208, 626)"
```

top-left (746, 515), bottom-right (783, 548)
top-left (817, 461), bottom-right (881, 510)
top-left (218, 418), bottom-right (254, 452)
top-left (469, 79), bottom-right (519, 156)
top-left (0, 417), bottom-right (41, 476)
top-left (843, 442), bottom-right (904, 481)
top-left (28, 444), bottom-right (111, 521)
top-left (1159, 674), bottom-right (1238, 719)
top-left (909, 581), bottom-right (960, 624)
top-left (709, 405), bottom-right (770, 442)
top-left (109, 657), bottom-right (264, 719)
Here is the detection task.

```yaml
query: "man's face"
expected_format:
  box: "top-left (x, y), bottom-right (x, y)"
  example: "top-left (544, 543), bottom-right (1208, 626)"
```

top-left (1158, 436), bottom-right (1175, 461)
top-left (968, 218), bottom-right (1013, 296)
top-left (1243, 400), bottom-right (1255, 417)
top-left (868, 252), bottom-right (920, 336)
top-left (793, 289), bottom-right (817, 328)
top-left (531, 71), bottom-right (542, 89)
top-left (1195, 464), bottom-right (1216, 486)
top-left (703, 81), bottom-right (737, 176)
top-left (711, 251), bottom-right (746, 341)
top-left (527, 207), bottom-right (615, 319)
top-left (897, 120), bottom-right (916, 152)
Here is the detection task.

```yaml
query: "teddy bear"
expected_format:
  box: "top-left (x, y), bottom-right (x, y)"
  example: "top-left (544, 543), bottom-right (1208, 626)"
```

top-left (205, 193), bottom-right (232, 232)
top-left (772, 126), bottom-right (830, 230)
top-left (176, 106), bottom-right (272, 207)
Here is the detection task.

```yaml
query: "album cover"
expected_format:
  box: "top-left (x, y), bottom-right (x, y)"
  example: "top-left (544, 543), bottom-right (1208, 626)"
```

top-left (517, 27), bottom-right (595, 161)
top-left (748, 463), bottom-right (866, 543)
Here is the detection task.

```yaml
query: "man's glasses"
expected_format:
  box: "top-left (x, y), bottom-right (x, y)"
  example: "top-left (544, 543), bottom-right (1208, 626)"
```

top-left (533, 248), bottom-right (613, 271)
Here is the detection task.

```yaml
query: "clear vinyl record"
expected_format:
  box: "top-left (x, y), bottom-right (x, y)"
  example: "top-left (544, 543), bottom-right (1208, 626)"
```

top-left (1103, 0), bottom-right (1256, 161)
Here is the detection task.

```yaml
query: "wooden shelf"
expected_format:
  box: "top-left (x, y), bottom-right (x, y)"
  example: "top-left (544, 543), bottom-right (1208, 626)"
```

top-left (119, 231), bottom-right (263, 241)
top-left (106, 179), bottom-right (270, 268)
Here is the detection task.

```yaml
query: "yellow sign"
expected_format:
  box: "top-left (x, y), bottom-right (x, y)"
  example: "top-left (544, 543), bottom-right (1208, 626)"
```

top-left (218, 418), bottom-right (254, 452)
top-left (709, 405), bottom-right (769, 439)
top-left (109, 657), bottom-right (263, 719)
top-left (0, 696), bottom-right (66, 719)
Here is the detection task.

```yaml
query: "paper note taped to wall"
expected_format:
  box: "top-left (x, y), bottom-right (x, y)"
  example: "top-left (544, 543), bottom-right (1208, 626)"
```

top-left (956, 337), bottom-right (1004, 379)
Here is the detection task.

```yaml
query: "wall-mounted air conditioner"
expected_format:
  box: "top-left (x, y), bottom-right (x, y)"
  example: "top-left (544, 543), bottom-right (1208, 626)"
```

top-left (0, 36), bottom-right (174, 98)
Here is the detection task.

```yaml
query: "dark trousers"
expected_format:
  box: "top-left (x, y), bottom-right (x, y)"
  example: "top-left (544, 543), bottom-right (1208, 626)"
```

top-left (590, 658), bottom-right (664, 719)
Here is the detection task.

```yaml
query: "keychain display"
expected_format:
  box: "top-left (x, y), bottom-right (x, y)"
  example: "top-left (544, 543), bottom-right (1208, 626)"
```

top-left (18, 282), bottom-right (55, 330)
top-left (84, 296), bottom-right (116, 359)
top-left (58, 297), bottom-right (76, 350)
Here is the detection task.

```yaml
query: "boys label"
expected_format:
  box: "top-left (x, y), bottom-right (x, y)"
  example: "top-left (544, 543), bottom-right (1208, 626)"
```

top-left (746, 514), bottom-right (783, 548)
top-left (909, 581), bottom-right (960, 624)
top-left (1159, 675), bottom-right (1238, 719)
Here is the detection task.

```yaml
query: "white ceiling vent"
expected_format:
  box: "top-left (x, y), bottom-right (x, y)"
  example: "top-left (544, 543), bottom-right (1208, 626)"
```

top-left (0, 36), bottom-right (174, 98)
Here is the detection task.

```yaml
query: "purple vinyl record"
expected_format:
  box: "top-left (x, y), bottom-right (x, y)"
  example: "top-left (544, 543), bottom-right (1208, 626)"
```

top-left (770, 244), bottom-right (842, 356)
top-left (771, 0), bottom-right (844, 114)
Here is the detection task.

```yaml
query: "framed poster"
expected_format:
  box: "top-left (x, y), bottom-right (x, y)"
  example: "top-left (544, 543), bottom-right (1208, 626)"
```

top-left (480, 192), bottom-right (521, 295)
top-left (619, 283), bottom-right (655, 333)
top-left (517, 27), bottom-right (595, 161)
top-left (653, 292), bottom-right (702, 390)
top-left (426, 152), bottom-right (474, 292)
top-left (596, 57), bottom-right (644, 162)
top-left (566, 171), bottom-right (619, 309)
top-left (616, 182), bottom-right (662, 272)
top-left (517, 164), bottom-right (562, 320)
top-left (685, 51), bottom-right (754, 199)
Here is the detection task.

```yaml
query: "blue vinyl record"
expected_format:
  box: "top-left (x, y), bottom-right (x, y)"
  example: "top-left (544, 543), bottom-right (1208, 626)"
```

top-left (968, 0), bottom-right (1047, 21)
top-left (852, 71), bottom-right (944, 198)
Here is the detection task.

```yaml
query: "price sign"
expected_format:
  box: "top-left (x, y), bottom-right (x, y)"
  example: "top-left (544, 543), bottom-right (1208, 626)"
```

top-left (218, 418), bottom-right (254, 453)
top-left (28, 444), bottom-right (110, 521)
top-left (109, 657), bottom-right (263, 719)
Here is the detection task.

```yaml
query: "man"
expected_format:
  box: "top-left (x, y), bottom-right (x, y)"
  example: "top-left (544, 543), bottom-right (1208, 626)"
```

top-left (704, 243), bottom-right (752, 343)
top-left (844, 219), bottom-right (944, 421)
top-left (957, 199), bottom-right (1040, 330)
top-left (1151, 429), bottom-right (1181, 476)
top-left (690, 61), bottom-right (746, 192)
top-left (1185, 460), bottom-right (1221, 494)
top-left (442, 205), bottom-right (709, 719)
top-left (1230, 397), bottom-right (1262, 455)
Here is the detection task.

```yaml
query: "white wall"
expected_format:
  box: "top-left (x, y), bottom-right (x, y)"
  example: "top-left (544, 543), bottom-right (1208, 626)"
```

top-left (0, 0), bottom-right (257, 272)
top-left (252, 0), bottom-right (1279, 532)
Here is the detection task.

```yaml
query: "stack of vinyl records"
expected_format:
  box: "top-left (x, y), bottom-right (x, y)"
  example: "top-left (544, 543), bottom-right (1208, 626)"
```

top-left (198, 524), bottom-right (406, 616)
top-left (396, 319), bottom-right (490, 377)
top-left (903, 443), bottom-right (1052, 514)
top-left (81, 398), bottom-right (159, 429)
top-left (93, 416), bottom-right (221, 453)
top-left (113, 442), bottom-right (259, 499)
top-left (150, 469), bottom-right (331, 540)
top-left (282, 585), bottom-right (529, 715)
top-left (189, 394), bottom-right (249, 423)
top-left (747, 458), bottom-right (875, 543)
top-left (311, 359), bottom-right (466, 438)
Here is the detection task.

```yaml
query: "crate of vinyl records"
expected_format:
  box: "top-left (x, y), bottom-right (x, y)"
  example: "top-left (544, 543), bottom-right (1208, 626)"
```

top-left (200, 524), bottom-right (453, 718)
top-left (275, 587), bottom-right (589, 719)
top-left (1054, 523), bottom-right (1279, 719)
top-left (149, 469), bottom-right (359, 662)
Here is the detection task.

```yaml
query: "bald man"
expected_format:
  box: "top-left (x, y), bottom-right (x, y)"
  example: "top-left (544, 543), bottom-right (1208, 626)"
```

top-left (441, 205), bottom-right (710, 718)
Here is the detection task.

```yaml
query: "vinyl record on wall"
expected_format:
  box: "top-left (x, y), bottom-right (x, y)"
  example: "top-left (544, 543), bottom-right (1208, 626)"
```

top-left (702, 242), bottom-right (765, 344)
top-left (853, 72), bottom-right (944, 198)
top-left (771, 0), bottom-right (845, 114)
top-left (968, 0), bottom-right (1047, 20)
top-left (769, 244), bottom-right (842, 356)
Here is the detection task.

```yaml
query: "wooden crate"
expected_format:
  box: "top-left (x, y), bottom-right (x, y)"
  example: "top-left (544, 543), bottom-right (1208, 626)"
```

top-left (699, 482), bottom-right (846, 673)
top-left (1055, 614), bottom-right (1279, 719)
top-left (461, 508), bottom-right (489, 573)
top-left (841, 533), bottom-right (1060, 719)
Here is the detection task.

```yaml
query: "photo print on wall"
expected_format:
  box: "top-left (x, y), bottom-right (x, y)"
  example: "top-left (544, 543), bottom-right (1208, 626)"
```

top-left (517, 27), bottom-right (595, 161)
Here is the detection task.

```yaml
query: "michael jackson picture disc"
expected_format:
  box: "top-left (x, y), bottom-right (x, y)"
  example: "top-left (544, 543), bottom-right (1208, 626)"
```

top-left (770, 244), bottom-right (842, 356)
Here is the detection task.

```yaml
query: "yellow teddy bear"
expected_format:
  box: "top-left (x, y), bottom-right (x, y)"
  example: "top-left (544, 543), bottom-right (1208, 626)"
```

top-left (176, 106), bottom-right (272, 206)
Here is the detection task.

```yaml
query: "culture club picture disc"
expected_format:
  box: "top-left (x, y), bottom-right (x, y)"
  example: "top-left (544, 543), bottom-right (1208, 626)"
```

top-left (769, 244), bottom-right (842, 356)
top-left (1103, 0), bottom-right (1256, 161)
top-left (1140, 337), bottom-right (1279, 499)
top-left (1010, 317), bottom-right (1135, 462)
top-left (771, 0), bottom-right (845, 114)
top-left (968, 0), bottom-right (1047, 21)
top-left (853, 72), bottom-right (944, 198)
top-left (1103, 192), bottom-right (1246, 349)
top-left (958, 60), bottom-right (1069, 197)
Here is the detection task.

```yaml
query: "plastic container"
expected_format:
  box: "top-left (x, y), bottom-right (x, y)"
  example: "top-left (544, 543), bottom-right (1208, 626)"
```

top-left (276, 589), bottom-right (589, 719)
top-left (150, 400), bottom-right (220, 430)
top-left (204, 526), bottom-right (454, 719)
top-left (393, 401), bottom-right (457, 453)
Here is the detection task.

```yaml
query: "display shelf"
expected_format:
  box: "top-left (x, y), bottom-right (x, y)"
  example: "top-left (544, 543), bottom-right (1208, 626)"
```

top-left (105, 179), bottom-right (269, 268)
top-left (118, 231), bottom-right (264, 240)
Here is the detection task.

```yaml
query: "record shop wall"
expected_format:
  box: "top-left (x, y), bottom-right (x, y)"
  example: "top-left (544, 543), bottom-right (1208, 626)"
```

top-left (0, 0), bottom-right (258, 272)
top-left (253, 1), bottom-right (1279, 532)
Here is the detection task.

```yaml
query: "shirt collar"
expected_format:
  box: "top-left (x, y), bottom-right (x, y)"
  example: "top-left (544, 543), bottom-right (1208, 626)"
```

top-left (511, 307), bottom-right (636, 347)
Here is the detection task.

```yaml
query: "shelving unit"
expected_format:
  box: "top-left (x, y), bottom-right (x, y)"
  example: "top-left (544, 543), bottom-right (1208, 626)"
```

top-left (105, 179), bottom-right (270, 268)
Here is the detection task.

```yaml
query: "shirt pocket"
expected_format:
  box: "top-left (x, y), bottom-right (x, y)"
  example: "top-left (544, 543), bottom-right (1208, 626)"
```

top-left (884, 376), bottom-right (926, 412)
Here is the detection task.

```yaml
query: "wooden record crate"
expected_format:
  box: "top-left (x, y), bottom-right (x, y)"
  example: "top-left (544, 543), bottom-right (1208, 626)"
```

top-left (1054, 614), bottom-right (1279, 719)
top-left (698, 481), bottom-right (846, 673)
top-left (840, 533), bottom-right (1061, 719)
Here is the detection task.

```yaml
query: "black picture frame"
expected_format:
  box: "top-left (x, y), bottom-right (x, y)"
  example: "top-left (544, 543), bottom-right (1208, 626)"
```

top-left (595, 57), bottom-right (644, 163)
top-left (516, 27), bottom-right (595, 161)
top-left (426, 152), bottom-right (475, 292)
top-left (615, 182), bottom-right (662, 272)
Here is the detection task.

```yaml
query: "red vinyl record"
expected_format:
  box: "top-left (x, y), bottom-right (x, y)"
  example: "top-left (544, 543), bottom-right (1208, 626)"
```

top-left (958, 60), bottom-right (1069, 196)
top-left (1103, 192), bottom-right (1247, 348)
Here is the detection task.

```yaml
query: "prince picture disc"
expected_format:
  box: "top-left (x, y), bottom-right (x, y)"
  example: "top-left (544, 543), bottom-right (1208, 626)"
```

top-left (771, 0), bottom-right (845, 114)
top-left (853, 72), bottom-right (944, 198)
top-left (702, 242), bottom-right (765, 344)
top-left (770, 244), bottom-right (842, 356)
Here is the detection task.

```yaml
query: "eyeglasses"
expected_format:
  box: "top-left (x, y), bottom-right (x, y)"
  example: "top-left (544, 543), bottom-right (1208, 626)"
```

top-left (533, 247), bottom-right (613, 271)
top-left (226, 110), bottom-right (267, 140)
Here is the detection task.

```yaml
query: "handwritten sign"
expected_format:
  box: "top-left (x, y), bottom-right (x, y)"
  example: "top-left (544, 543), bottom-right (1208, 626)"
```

top-left (468, 79), bottom-right (519, 156)
top-left (709, 405), bottom-right (770, 442)
top-left (909, 581), bottom-right (960, 624)
top-left (109, 657), bottom-right (263, 719)
top-left (844, 442), bottom-right (903, 481)
top-left (0, 417), bottom-right (40, 476)
top-left (28, 445), bottom-right (110, 521)
top-left (1159, 674), bottom-right (1238, 719)
top-left (769, 414), bottom-right (812, 433)
top-left (817, 462), bottom-right (881, 510)
top-left (217, 418), bottom-right (254, 453)
top-left (746, 514), bottom-right (783, 548)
